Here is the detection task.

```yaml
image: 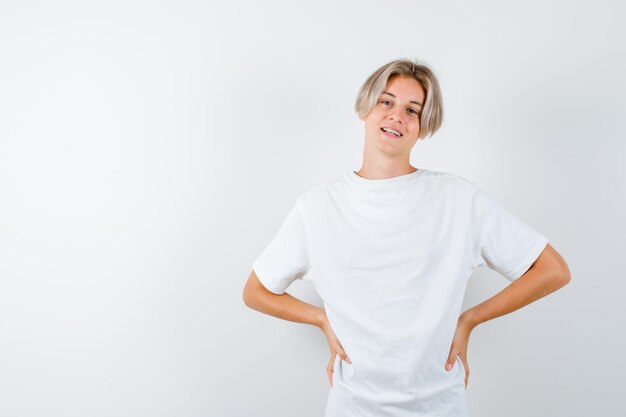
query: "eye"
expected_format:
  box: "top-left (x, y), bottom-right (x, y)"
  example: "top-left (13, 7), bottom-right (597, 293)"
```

top-left (381, 99), bottom-right (392, 105)
top-left (408, 108), bottom-right (418, 115)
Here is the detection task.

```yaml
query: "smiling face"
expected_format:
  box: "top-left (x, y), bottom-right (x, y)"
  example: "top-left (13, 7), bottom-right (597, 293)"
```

top-left (359, 75), bottom-right (426, 157)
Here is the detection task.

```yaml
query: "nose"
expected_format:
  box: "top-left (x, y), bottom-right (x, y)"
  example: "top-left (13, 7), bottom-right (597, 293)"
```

top-left (387, 108), bottom-right (404, 124)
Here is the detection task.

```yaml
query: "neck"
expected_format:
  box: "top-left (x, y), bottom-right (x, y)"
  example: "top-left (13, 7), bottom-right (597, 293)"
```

top-left (355, 159), bottom-right (417, 180)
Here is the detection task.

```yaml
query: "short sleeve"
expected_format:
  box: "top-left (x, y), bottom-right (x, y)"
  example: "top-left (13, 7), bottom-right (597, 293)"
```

top-left (252, 198), bottom-right (312, 294)
top-left (469, 185), bottom-right (549, 282)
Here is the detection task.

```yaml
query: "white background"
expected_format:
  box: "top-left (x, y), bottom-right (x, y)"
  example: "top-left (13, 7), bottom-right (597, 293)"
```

top-left (1, 1), bottom-right (624, 416)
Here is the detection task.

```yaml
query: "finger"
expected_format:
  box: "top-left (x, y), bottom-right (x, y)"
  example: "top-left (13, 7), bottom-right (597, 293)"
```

top-left (336, 347), bottom-right (352, 364)
top-left (327, 356), bottom-right (335, 387)
top-left (333, 339), bottom-right (352, 365)
top-left (444, 343), bottom-right (456, 371)
top-left (326, 365), bottom-right (333, 387)
top-left (458, 355), bottom-right (469, 373)
top-left (444, 354), bottom-right (455, 371)
top-left (461, 360), bottom-right (470, 379)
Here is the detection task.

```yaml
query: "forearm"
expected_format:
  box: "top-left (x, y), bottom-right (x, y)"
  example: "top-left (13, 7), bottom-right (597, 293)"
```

top-left (246, 289), bottom-right (326, 328)
top-left (463, 265), bottom-right (569, 329)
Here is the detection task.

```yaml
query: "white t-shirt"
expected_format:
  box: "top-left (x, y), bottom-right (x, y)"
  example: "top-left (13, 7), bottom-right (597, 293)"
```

top-left (252, 168), bottom-right (549, 417)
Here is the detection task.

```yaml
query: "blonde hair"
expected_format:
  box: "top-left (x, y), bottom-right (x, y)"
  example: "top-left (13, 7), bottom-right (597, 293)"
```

top-left (354, 58), bottom-right (444, 140)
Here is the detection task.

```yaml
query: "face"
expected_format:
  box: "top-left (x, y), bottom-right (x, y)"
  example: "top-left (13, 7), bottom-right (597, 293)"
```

top-left (360, 75), bottom-right (426, 157)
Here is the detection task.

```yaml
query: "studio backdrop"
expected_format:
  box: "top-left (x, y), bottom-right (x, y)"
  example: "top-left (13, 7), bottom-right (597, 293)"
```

top-left (0, 1), bottom-right (624, 416)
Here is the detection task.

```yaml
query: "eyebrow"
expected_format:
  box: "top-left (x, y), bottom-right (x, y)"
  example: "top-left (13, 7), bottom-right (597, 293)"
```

top-left (381, 91), bottom-right (423, 108)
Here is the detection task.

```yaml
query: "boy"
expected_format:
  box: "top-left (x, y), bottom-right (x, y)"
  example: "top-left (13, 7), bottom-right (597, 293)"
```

top-left (243, 58), bottom-right (570, 417)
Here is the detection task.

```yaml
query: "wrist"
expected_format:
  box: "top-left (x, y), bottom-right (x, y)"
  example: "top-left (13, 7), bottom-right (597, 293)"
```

top-left (460, 308), bottom-right (480, 330)
top-left (314, 307), bottom-right (328, 329)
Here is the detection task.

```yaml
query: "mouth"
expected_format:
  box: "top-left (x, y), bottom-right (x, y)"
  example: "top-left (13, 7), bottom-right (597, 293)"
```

top-left (380, 127), bottom-right (403, 138)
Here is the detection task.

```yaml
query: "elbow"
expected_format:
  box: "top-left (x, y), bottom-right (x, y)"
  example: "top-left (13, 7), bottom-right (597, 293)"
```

top-left (243, 269), bottom-right (276, 309)
top-left (242, 281), bottom-right (255, 308)
top-left (554, 259), bottom-right (571, 288)
top-left (242, 288), bottom-right (249, 307)
top-left (558, 254), bottom-right (572, 284)
top-left (243, 269), bottom-right (270, 309)
top-left (243, 280), bottom-right (264, 309)
top-left (541, 243), bottom-right (571, 287)
top-left (561, 266), bottom-right (571, 285)
top-left (242, 286), bottom-right (255, 308)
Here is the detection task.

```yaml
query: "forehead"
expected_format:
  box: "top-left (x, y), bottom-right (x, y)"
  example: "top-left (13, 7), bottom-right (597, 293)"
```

top-left (383, 75), bottom-right (425, 102)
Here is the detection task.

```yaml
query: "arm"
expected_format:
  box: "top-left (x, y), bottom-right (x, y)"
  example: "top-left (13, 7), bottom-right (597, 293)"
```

top-left (242, 269), bottom-right (325, 328)
top-left (446, 243), bottom-right (571, 385)
top-left (461, 242), bottom-right (571, 329)
top-left (242, 270), bottom-right (352, 387)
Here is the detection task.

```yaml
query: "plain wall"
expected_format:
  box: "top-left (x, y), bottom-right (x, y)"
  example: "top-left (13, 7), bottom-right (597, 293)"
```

top-left (0, 0), bottom-right (624, 416)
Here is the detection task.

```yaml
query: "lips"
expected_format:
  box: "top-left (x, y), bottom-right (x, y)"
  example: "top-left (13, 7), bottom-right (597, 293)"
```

top-left (380, 126), bottom-right (403, 138)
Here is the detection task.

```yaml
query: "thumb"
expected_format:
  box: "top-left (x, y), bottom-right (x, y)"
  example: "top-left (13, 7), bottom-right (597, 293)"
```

top-left (335, 345), bottom-right (352, 365)
top-left (444, 353), bottom-right (456, 371)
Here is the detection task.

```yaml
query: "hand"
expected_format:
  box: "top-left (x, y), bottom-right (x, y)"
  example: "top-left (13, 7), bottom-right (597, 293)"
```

top-left (318, 310), bottom-right (351, 388)
top-left (444, 310), bottom-right (476, 389)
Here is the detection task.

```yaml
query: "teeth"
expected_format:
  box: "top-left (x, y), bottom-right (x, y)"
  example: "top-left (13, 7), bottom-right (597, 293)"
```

top-left (382, 127), bottom-right (401, 136)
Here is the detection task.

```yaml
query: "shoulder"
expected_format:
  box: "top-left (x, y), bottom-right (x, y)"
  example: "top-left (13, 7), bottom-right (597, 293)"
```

top-left (419, 168), bottom-right (480, 197)
top-left (296, 173), bottom-right (349, 205)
